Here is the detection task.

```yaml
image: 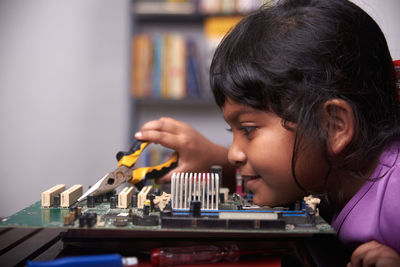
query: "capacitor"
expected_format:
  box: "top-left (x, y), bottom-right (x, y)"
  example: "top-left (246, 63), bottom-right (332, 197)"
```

top-left (308, 209), bottom-right (316, 225)
top-left (147, 194), bottom-right (155, 211)
top-left (131, 194), bottom-right (137, 208)
top-left (87, 213), bottom-right (97, 227)
top-left (190, 201), bottom-right (201, 217)
top-left (219, 193), bottom-right (225, 204)
top-left (110, 196), bottom-right (117, 209)
top-left (87, 195), bottom-right (95, 208)
top-left (79, 216), bottom-right (86, 227)
top-left (143, 200), bottom-right (151, 216)
top-left (52, 194), bottom-right (60, 208)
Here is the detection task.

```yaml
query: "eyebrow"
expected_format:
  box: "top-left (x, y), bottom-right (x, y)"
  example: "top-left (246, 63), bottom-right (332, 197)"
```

top-left (223, 107), bottom-right (256, 123)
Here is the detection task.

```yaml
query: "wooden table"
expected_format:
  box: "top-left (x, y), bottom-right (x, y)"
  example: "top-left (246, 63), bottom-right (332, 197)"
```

top-left (0, 227), bottom-right (350, 267)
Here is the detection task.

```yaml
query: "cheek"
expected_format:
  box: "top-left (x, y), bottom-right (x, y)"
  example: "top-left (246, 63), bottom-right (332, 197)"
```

top-left (294, 146), bottom-right (329, 193)
top-left (251, 134), bottom-right (294, 177)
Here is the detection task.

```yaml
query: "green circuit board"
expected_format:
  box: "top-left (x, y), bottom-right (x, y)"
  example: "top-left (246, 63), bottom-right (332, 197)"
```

top-left (0, 198), bottom-right (335, 236)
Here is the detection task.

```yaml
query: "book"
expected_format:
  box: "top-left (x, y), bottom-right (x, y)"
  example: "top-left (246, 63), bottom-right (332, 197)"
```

top-left (186, 39), bottom-right (202, 97)
top-left (152, 34), bottom-right (163, 98)
top-left (167, 33), bottom-right (187, 99)
top-left (132, 32), bottom-right (207, 100)
top-left (132, 34), bottom-right (153, 98)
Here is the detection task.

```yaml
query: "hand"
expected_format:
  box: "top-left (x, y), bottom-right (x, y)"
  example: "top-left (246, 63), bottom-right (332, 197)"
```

top-left (135, 117), bottom-right (234, 184)
top-left (347, 240), bottom-right (400, 267)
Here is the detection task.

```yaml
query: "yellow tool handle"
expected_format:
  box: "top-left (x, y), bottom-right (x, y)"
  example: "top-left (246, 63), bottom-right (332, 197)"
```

top-left (129, 152), bottom-right (179, 184)
top-left (117, 141), bottom-right (149, 168)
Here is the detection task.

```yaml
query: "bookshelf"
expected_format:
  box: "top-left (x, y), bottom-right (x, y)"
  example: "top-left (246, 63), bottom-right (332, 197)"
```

top-left (130, 0), bottom-right (265, 166)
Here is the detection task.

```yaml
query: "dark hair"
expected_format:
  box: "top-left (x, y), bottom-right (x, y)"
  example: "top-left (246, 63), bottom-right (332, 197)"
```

top-left (210, 0), bottom-right (400, 190)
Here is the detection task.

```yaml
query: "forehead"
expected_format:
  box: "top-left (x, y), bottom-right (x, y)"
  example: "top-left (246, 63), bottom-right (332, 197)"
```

top-left (222, 98), bottom-right (260, 122)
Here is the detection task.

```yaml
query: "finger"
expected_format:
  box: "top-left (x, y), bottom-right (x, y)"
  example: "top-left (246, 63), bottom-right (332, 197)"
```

top-left (138, 117), bottom-right (186, 134)
top-left (362, 247), bottom-right (381, 267)
top-left (135, 130), bottom-right (182, 151)
top-left (350, 241), bottom-right (381, 267)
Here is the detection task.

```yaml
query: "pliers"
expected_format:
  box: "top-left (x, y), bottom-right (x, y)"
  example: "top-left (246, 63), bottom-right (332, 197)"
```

top-left (77, 139), bottom-right (178, 202)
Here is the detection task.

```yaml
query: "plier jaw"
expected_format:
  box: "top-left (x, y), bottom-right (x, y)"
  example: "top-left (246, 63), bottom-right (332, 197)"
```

top-left (94, 165), bottom-right (133, 196)
top-left (78, 140), bottom-right (178, 202)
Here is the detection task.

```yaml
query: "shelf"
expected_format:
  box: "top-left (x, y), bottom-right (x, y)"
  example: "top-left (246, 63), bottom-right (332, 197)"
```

top-left (135, 98), bottom-right (216, 107)
top-left (133, 1), bottom-right (250, 22)
top-left (134, 13), bottom-right (245, 23)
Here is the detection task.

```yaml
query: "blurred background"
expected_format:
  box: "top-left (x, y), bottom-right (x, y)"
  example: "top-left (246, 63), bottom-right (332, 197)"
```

top-left (0, 0), bottom-right (399, 217)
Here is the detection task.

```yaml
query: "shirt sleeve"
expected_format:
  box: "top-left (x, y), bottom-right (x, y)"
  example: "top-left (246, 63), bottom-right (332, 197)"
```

top-left (379, 167), bottom-right (400, 253)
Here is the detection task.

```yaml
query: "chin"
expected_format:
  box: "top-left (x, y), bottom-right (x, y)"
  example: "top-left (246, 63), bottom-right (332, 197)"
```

top-left (252, 195), bottom-right (287, 208)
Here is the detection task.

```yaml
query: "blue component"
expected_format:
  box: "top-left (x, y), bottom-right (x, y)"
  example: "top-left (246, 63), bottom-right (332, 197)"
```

top-left (171, 201), bottom-right (309, 217)
top-left (27, 254), bottom-right (123, 267)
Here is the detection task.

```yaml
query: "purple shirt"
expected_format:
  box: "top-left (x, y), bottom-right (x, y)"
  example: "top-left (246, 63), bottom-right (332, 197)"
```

top-left (331, 142), bottom-right (400, 253)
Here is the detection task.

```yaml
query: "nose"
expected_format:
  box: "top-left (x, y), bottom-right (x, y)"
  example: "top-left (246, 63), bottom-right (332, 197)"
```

top-left (228, 139), bottom-right (247, 167)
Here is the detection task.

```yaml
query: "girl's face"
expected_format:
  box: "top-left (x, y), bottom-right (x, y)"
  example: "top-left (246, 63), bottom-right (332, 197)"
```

top-left (223, 98), bottom-right (327, 207)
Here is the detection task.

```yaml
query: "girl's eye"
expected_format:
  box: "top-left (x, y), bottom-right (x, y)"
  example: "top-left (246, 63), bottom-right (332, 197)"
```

top-left (225, 127), bottom-right (233, 133)
top-left (239, 126), bottom-right (256, 136)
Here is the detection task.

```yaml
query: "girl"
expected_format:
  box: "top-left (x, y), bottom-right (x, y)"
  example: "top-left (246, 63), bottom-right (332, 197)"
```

top-left (135, 0), bottom-right (400, 265)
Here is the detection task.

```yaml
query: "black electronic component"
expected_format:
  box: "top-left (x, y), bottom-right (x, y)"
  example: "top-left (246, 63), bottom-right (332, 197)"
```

top-left (228, 219), bottom-right (254, 230)
top-left (87, 195), bottom-right (95, 208)
top-left (131, 194), bottom-right (137, 208)
top-left (147, 194), bottom-right (155, 211)
top-left (143, 200), bottom-right (151, 216)
top-left (161, 209), bottom-right (172, 217)
top-left (86, 213), bottom-right (97, 227)
top-left (115, 217), bottom-right (128, 227)
top-left (196, 218), bottom-right (226, 229)
top-left (308, 209), bottom-right (316, 225)
top-left (94, 195), bottom-right (103, 203)
top-left (189, 201), bottom-right (201, 217)
top-left (219, 193), bottom-right (225, 204)
top-left (52, 194), bottom-right (60, 208)
top-left (153, 188), bottom-right (161, 196)
top-left (161, 217), bottom-right (193, 228)
top-left (132, 215), bottom-right (159, 226)
top-left (164, 202), bottom-right (172, 211)
top-left (161, 216), bottom-right (286, 230)
top-left (259, 219), bottom-right (285, 229)
top-left (110, 195), bottom-right (117, 209)
top-left (79, 216), bottom-right (86, 227)
top-left (105, 190), bottom-right (117, 202)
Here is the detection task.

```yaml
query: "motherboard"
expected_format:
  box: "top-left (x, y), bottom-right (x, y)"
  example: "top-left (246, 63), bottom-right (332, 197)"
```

top-left (0, 172), bottom-right (334, 237)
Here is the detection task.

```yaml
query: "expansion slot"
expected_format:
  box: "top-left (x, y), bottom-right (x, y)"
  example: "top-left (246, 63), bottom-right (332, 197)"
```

top-left (118, 186), bottom-right (135, 208)
top-left (41, 184), bottom-right (66, 207)
top-left (60, 185), bottom-right (83, 208)
top-left (138, 185), bottom-right (152, 209)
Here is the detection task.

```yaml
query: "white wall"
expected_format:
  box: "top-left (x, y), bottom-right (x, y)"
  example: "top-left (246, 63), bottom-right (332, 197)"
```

top-left (0, 0), bottom-right (131, 216)
top-left (351, 0), bottom-right (400, 60)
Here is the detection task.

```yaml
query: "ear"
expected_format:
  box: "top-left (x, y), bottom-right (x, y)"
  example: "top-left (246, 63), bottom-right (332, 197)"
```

top-left (322, 99), bottom-right (355, 155)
